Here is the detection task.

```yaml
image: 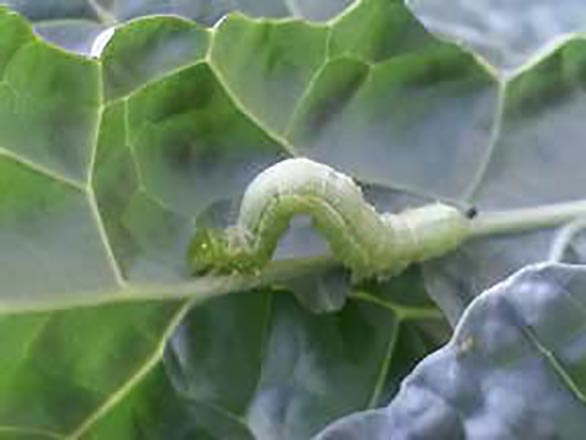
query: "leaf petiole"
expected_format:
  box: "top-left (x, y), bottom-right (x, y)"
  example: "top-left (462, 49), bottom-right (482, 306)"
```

top-left (469, 200), bottom-right (586, 237)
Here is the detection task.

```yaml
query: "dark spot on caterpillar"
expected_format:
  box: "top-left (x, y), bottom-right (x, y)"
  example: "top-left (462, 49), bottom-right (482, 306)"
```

top-left (465, 206), bottom-right (478, 219)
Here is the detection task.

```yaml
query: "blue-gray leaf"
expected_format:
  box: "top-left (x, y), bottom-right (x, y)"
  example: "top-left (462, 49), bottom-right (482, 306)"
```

top-left (317, 263), bottom-right (586, 439)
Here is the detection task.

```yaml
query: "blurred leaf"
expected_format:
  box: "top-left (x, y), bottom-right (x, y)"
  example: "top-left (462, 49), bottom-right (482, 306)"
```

top-left (318, 263), bottom-right (586, 439)
top-left (10, 0), bottom-right (586, 74)
top-left (408, 0), bottom-right (586, 71)
top-left (0, 0), bottom-right (352, 54)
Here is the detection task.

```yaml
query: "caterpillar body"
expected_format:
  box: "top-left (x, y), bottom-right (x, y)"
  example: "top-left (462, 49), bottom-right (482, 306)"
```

top-left (189, 158), bottom-right (470, 281)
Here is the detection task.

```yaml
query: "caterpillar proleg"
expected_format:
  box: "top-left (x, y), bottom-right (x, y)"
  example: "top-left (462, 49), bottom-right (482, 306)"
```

top-left (188, 158), bottom-right (470, 280)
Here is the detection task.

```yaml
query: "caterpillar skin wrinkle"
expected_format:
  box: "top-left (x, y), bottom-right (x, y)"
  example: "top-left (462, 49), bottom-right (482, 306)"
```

top-left (189, 158), bottom-right (471, 281)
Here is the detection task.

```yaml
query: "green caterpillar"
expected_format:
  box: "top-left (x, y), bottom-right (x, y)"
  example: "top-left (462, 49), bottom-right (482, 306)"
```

top-left (188, 158), bottom-right (471, 281)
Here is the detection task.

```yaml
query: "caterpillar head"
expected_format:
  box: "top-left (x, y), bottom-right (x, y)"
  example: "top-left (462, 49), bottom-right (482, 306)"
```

top-left (188, 227), bottom-right (259, 275)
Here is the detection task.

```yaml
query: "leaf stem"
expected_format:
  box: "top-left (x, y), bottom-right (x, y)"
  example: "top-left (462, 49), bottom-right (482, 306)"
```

top-left (469, 200), bottom-right (586, 237)
top-left (0, 255), bottom-right (338, 314)
top-left (548, 218), bottom-right (586, 262)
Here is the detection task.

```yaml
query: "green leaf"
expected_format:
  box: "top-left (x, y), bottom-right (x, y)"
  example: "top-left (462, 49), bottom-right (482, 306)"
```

top-left (0, 36), bottom-right (99, 182)
top-left (4, 0), bottom-right (586, 436)
top-left (81, 284), bottom-right (447, 439)
top-left (0, 299), bottom-right (187, 438)
top-left (0, 9), bottom-right (290, 436)
top-left (426, 39), bottom-right (586, 323)
top-left (329, 0), bottom-right (436, 62)
top-left (0, 10), bottom-right (117, 304)
top-left (101, 16), bottom-right (210, 101)
top-left (318, 263), bottom-right (586, 439)
top-left (209, 14), bottom-right (329, 136)
top-left (0, 5), bottom-right (439, 437)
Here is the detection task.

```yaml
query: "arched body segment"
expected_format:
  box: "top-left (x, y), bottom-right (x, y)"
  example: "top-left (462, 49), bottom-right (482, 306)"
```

top-left (189, 158), bottom-right (470, 280)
